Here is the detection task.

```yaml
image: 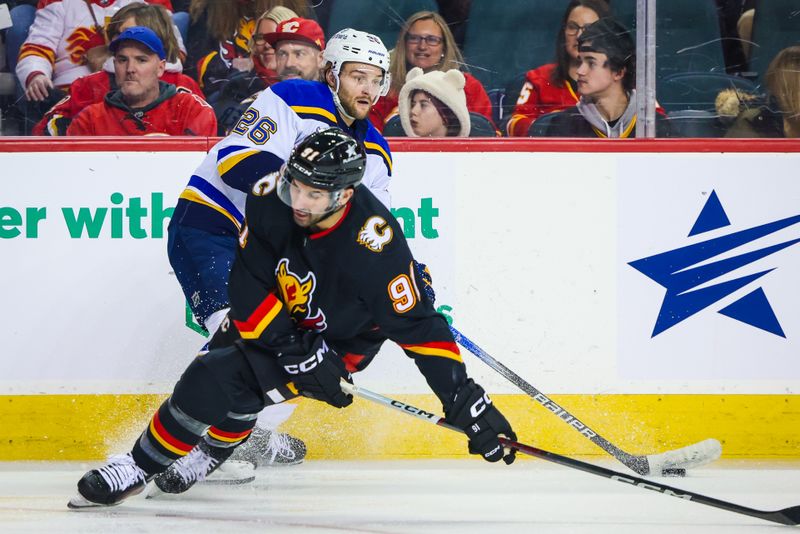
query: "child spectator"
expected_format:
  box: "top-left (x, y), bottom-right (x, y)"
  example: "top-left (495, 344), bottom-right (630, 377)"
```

top-left (35, 2), bottom-right (199, 135)
top-left (398, 67), bottom-right (470, 137)
top-left (15, 0), bottom-right (174, 131)
top-left (545, 18), bottom-right (670, 138)
top-left (371, 10), bottom-right (492, 132)
top-left (506, 0), bottom-right (609, 136)
top-left (67, 26), bottom-right (215, 135)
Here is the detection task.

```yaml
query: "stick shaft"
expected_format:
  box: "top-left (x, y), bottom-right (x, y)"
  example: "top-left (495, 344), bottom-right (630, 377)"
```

top-left (341, 381), bottom-right (799, 526)
top-left (451, 326), bottom-right (648, 474)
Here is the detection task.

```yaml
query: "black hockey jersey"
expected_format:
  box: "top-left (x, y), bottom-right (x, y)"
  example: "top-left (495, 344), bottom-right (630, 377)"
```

top-left (228, 180), bottom-right (467, 409)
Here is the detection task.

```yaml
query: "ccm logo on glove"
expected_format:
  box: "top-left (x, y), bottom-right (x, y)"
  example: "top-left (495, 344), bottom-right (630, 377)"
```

top-left (470, 393), bottom-right (492, 418)
top-left (283, 340), bottom-right (328, 374)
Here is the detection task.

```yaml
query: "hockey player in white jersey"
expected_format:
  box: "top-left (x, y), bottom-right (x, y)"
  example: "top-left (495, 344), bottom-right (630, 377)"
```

top-left (163, 28), bottom-right (393, 482)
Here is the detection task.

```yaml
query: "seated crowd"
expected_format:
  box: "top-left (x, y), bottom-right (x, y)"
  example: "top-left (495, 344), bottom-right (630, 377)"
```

top-left (0, 0), bottom-right (795, 138)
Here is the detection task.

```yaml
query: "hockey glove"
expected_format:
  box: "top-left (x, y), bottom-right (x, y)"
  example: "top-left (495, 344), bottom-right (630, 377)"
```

top-left (445, 379), bottom-right (517, 464)
top-left (279, 335), bottom-right (353, 408)
top-left (413, 260), bottom-right (436, 303)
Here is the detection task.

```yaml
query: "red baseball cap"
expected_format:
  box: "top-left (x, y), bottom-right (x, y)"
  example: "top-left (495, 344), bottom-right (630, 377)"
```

top-left (265, 18), bottom-right (325, 50)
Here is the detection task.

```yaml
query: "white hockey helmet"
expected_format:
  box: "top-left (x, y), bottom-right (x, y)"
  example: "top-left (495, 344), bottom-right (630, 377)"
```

top-left (323, 28), bottom-right (391, 100)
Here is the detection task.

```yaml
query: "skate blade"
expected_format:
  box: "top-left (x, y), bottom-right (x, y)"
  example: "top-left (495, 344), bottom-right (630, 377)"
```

top-left (67, 493), bottom-right (117, 509)
top-left (200, 474), bottom-right (255, 486)
top-left (201, 460), bottom-right (256, 486)
top-left (264, 458), bottom-right (304, 468)
top-left (143, 481), bottom-right (164, 499)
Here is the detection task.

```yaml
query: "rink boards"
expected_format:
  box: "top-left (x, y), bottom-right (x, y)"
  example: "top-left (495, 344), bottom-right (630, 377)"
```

top-left (1, 139), bottom-right (799, 460)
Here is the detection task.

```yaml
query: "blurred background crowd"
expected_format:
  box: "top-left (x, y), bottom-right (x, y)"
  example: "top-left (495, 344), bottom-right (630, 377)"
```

top-left (0, 0), bottom-right (796, 138)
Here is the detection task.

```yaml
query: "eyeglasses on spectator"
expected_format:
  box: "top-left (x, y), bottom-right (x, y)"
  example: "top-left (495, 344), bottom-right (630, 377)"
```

top-left (565, 22), bottom-right (590, 36)
top-left (405, 33), bottom-right (443, 46)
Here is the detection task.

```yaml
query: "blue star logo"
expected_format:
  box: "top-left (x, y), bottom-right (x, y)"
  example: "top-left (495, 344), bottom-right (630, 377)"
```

top-left (628, 190), bottom-right (800, 338)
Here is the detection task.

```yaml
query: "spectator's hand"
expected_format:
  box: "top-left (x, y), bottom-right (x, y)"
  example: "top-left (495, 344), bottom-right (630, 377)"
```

top-left (85, 46), bottom-right (110, 73)
top-left (232, 57), bottom-right (254, 72)
top-left (25, 74), bottom-right (53, 102)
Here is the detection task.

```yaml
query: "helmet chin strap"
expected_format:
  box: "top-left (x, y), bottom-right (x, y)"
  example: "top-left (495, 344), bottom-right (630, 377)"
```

top-left (329, 74), bottom-right (357, 124)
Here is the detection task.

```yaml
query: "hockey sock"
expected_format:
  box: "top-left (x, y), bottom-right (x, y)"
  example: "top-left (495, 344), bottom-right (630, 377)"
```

top-left (131, 398), bottom-right (211, 475)
top-left (205, 413), bottom-right (258, 450)
top-left (131, 357), bottom-right (234, 475)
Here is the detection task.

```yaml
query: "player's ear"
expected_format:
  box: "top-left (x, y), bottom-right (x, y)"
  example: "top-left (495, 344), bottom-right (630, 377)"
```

top-left (338, 187), bottom-right (354, 206)
top-left (324, 66), bottom-right (336, 88)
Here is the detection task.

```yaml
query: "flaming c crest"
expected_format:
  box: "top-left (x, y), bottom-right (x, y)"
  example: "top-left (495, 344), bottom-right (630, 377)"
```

top-left (275, 258), bottom-right (327, 331)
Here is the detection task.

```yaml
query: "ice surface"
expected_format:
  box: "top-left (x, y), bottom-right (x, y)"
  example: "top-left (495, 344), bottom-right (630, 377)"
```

top-left (0, 459), bottom-right (797, 533)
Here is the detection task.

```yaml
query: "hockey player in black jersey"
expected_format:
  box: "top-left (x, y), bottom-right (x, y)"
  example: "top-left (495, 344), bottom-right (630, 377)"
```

top-left (69, 128), bottom-right (516, 509)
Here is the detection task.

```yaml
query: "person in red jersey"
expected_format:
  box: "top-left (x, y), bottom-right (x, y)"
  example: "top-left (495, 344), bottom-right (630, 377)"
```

top-left (506, 0), bottom-right (609, 136)
top-left (67, 26), bottom-right (215, 136)
top-left (35, 2), bottom-right (201, 136)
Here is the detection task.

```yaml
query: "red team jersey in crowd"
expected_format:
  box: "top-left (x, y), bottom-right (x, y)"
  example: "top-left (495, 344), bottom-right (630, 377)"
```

top-left (17, 0), bottom-right (173, 89)
top-left (67, 82), bottom-right (216, 136)
top-left (369, 72), bottom-right (494, 132)
top-left (505, 63), bottom-right (579, 137)
top-left (34, 69), bottom-right (204, 135)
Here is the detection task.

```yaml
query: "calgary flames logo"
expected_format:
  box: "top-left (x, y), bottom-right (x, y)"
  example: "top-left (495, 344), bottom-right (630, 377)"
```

top-left (66, 26), bottom-right (105, 65)
top-left (357, 216), bottom-right (393, 252)
top-left (275, 258), bottom-right (327, 331)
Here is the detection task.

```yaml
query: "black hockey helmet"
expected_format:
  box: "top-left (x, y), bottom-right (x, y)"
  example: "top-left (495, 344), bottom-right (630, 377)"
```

top-left (284, 127), bottom-right (366, 191)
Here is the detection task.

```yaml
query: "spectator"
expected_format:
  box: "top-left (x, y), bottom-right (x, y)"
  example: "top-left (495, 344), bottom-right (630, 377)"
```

top-left (67, 26), bottom-right (216, 135)
top-left (4, 1), bottom-right (37, 76)
top-left (209, 10), bottom-right (312, 136)
top-left (725, 46), bottom-right (800, 138)
top-left (506, 0), bottom-right (609, 137)
top-left (398, 67), bottom-right (470, 137)
top-left (545, 17), bottom-right (670, 138)
top-left (35, 2), bottom-right (199, 136)
top-left (266, 17), bottom-right (324, 81)
top-left (15, 0), bottom-right (174, 131)
top-left (251, 6), bottom-right (298, 84)
top-left (370, 10), bottom-right (492, 132)
top-left (187, 0), bottom-right (310, 97)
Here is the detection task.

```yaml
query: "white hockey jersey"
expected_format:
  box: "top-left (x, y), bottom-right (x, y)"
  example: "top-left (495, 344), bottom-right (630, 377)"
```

top-left (16, 0), bottom-right (174, 89)
top-left (171, 79), bottom-right (393, 237)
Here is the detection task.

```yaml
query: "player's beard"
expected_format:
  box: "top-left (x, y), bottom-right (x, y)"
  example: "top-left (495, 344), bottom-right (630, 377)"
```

top-left (339, 93), bottom-right (372, 121)
top-left (292, 203), bottom-right (344, 230)
top-left (292, 209), bottom-right (324, 228)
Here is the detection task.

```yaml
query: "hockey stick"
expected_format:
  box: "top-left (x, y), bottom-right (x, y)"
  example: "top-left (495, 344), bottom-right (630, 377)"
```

top-left (340, 381), bottom-right (800, 527)
top-left (449, 326), bottom-right (722, 476)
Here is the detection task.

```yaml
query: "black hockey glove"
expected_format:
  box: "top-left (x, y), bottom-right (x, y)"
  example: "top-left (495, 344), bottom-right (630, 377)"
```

top-left (445, 379), bottom-right (517, 464)
top-left (278, 335), bottom-right (353, 408)
top-left (413, 260), bottom-right (436, 303)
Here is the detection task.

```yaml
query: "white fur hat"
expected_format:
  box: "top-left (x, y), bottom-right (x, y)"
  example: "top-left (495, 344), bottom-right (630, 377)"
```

top-left (398, 67), bottom-right (470, 137)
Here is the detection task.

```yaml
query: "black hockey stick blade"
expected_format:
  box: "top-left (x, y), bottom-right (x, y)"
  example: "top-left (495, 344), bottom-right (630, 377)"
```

top-left (341, 381), bottom-right (799, 527)
top-left (503, 437), bottom-right (800, 526)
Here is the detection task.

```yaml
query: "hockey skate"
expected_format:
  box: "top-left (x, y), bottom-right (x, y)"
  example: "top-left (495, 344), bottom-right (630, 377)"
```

top-left (147, 438), bottom-right (254, 497)
top-left (68, 453), bottom-right (150, 508)
top-left (229, 426), bottom-right (307, 468)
